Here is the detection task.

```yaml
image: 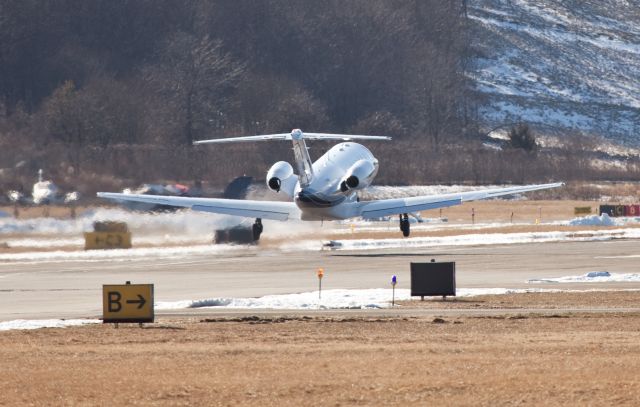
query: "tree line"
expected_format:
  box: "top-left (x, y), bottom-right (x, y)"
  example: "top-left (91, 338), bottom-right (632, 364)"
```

top-left (0, 0), bottom-right (634, 196)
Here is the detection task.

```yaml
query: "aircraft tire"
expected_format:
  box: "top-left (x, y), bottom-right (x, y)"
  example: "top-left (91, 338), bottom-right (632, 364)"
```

top-left (400, 214), bottom-right (410, 237)
top-left (252, 218), bottom-right (263, 241)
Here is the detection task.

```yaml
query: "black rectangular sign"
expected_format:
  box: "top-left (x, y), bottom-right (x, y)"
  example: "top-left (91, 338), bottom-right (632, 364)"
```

top-left (410, 262), bottom-right (456, 297)
top-left (599, 205), bottom-right (615, 216)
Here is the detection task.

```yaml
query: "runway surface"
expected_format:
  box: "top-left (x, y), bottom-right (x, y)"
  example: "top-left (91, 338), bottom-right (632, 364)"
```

top-left (1, 238), bottom-right (640, 321)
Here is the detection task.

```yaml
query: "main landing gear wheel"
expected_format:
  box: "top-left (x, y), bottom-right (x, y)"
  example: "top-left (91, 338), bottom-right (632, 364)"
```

top-left (399, 213), bottom-right (410, 237)
top-left (252, 218), bottom-right (263, 241)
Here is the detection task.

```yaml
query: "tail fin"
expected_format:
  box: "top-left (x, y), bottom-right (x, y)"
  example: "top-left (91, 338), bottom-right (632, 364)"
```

top-left (290, 129), bottom-right (314, 187)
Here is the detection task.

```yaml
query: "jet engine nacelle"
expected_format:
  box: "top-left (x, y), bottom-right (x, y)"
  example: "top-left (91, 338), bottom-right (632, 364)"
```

top-left (340, 159), bottom-right (377, 192)
top-left (266, 161), bottom-right (297, 197)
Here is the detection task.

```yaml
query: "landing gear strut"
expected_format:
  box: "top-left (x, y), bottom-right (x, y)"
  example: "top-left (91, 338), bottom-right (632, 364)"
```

top-left (399, 213), bottom-right (410, 237)
top-left (252, 218), bottom-right (263, 241)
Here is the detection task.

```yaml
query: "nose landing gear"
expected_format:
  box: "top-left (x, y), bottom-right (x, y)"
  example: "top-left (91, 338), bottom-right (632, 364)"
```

top-left (399, 213), bottom-right (410, 237)
top-left (252, 218), bottom-right (263, 241)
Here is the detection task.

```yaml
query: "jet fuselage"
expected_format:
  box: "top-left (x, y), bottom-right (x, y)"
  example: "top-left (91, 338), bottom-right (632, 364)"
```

top-left (293, 142), bottom-right (378, 220)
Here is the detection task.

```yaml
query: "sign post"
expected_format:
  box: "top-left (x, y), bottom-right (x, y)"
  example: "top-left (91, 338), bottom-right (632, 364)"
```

top-left (317, 268), bottom-right (324, 300)
top-left (391, 275), bottom-right (397, 306)
top-left (102, 282), bottom-right (154, 325)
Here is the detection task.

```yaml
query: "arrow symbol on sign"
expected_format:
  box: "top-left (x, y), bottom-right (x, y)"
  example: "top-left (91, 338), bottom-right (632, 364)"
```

top-left (126, 294), bottom-right (146, 309)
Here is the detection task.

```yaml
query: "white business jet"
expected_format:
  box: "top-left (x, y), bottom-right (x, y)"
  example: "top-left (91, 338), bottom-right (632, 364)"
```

top-left (98, 129), bottom-right (563, 240)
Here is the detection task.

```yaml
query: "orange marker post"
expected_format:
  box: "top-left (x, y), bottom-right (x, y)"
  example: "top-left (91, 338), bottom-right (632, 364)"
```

top-left (317, 267), bottom-right (324, 300)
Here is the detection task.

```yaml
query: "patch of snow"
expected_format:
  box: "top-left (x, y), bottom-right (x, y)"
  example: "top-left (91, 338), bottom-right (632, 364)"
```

top-left (469, 0), bottom-right (640, 144)
top-left (567, 213), bottom-right (615, 226)
top-left (324, 228), bottom-right (640, 251)
top-left (482, 141), bottom-right (503, 151)
top-left (564, 214), bottom-right (640, 227)
top-left (0, 319), bottom-right (101, 331)
top-left (0, 244), bottom-right (246, 263)
top-left (528, 272), bottom-right (640, 283)
top-left (155, 287), bottom-right (569, 310)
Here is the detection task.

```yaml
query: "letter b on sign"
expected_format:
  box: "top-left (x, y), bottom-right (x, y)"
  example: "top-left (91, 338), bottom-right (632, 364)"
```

top-left (108, 291), bottom-right (122, 312)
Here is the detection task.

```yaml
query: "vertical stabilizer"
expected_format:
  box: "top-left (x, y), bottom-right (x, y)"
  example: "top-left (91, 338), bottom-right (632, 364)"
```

top-left (192, 130), bottom-right (390, 189)
top-left (290, 129), bottom-right (314, 187)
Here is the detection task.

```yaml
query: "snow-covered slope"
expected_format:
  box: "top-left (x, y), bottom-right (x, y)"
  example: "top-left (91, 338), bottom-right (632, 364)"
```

top-left (469, 0), bottom-right (640, 144)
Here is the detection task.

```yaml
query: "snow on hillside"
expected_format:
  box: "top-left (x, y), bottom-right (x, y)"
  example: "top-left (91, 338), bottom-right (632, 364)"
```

top-left (468, 0), bottom-right (640, 145)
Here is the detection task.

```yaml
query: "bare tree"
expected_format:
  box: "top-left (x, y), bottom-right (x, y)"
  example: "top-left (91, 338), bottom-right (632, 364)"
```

top-left (508, 123), bottom-right (537, 154)
top-left (145, 32), bottom-right (244, 146)
top-left (44, 78), bottom-right (144, 174)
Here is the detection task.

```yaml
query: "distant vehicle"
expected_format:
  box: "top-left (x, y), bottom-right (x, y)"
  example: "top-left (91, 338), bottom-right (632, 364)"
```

top-left (99, 129), bottom-right (563, 240)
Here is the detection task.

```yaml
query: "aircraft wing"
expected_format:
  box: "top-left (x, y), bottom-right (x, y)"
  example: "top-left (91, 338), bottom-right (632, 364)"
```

top-left (96, 193), bottom-right (300, 221)
top-left (357, 182), bottom-right (564, 219)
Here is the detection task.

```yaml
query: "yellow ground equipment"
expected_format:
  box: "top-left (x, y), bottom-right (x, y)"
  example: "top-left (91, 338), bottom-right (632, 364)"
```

top-left (85, 221), bottom-right (132, 250)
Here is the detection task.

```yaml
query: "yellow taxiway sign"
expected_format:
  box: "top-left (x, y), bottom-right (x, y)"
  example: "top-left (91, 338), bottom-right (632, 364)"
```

top-left (102, 283), bottom-right (154, 323)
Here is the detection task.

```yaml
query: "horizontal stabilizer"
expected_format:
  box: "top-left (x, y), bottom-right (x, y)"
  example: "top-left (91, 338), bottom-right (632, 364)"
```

top-left (303, 133), bottom-right (392, 141)
top-left (193, 134), bottom-right (290, 144)
top-left (193, 131), bottom-right (391, 145)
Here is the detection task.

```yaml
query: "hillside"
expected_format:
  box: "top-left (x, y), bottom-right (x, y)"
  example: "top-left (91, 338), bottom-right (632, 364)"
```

top-left (1, 1), bottom-right (638, 190)
top-left (469, 0), bottom-right (640, 145)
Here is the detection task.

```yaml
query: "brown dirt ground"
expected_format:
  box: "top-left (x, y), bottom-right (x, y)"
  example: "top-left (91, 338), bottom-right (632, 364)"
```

top-left (400, 290), bottom-right (640, 309)
top-left (2, 292), bottom-right (640, 406)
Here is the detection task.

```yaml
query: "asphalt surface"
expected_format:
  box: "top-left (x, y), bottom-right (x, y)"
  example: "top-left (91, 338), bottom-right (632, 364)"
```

top-left (1, 239), bottom-right (639, 321)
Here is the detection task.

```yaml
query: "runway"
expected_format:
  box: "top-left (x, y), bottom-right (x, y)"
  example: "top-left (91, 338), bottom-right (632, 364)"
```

top-left (1, 238), bottom-right (639, 321)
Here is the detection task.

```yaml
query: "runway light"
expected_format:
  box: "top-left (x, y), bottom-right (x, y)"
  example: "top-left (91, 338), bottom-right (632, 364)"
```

top-left (391, 275), bottom-right (397, 286)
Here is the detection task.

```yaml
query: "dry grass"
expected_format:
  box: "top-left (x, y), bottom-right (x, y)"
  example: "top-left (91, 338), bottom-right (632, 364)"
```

top-left (400, 290), bottom-right (640, 309)
top-left (2, 292), bottom-right (640, 406)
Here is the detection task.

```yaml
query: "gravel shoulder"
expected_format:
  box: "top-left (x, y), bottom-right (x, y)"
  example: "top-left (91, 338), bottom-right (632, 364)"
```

top-left (2, 291), bottom-right (640, 406)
